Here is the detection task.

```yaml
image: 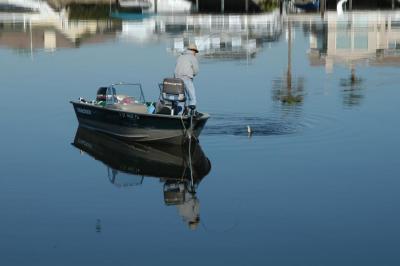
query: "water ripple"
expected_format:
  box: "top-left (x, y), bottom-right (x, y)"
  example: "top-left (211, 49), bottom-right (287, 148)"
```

top-left (203, 113), bottom-right (304, 136)
top-left (202, 110), bottom-right (355, 147)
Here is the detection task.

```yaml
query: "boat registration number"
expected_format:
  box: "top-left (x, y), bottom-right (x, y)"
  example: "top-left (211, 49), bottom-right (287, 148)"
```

top-left (121, 113), bottom-right (139, 120)
top-left (76, 108), bottom-right (92, 115)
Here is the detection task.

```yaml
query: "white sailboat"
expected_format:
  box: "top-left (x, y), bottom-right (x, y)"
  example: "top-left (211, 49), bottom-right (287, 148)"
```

top-left (118, 0), bottom-right (152, 9)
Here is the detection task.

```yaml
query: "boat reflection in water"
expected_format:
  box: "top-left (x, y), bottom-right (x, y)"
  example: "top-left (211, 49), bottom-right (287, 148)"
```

top-left (72, 126), bottom-right (211, 230)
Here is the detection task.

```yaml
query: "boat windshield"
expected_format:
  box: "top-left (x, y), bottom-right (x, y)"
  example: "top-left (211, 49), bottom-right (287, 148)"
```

top-left (111, 83), bottom-right (146, 104)
top-left (107, 168), bottom-right (144, 187)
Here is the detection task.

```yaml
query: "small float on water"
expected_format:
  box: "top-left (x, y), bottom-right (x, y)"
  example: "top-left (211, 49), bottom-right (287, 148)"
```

top-left (70, 79), bottom-right (209, 145)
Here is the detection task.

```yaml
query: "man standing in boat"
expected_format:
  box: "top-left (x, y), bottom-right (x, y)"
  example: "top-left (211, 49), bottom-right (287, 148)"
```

top-left (174, 43), bottom-right (199, 112)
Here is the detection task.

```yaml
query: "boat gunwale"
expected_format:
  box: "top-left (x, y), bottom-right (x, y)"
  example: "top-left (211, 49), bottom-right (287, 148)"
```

top-left (70, 100), bottom-right (210, 121)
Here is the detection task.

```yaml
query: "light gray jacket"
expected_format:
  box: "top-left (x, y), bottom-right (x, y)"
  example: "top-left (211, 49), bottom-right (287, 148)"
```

top-left (174, 50), bottom-right (199, 79)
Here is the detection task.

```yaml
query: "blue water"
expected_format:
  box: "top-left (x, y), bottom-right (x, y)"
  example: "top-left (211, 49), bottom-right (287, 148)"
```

top-left (1, 11), bottom-right (400, 265)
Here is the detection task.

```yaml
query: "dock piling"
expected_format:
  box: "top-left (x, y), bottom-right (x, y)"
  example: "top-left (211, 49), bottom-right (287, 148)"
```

top-left (320, 0), bottom-right (326, 17)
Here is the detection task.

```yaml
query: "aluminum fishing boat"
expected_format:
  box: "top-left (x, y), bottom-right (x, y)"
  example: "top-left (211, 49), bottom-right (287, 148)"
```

top-left (70, 80), bottom-right (209, 145)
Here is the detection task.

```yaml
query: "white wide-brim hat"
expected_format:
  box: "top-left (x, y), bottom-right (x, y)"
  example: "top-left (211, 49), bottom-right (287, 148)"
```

top-left (187, 43), bottom-right (199, 53)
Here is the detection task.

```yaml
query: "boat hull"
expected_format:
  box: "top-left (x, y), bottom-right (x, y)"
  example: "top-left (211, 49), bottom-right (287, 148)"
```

top-left (71, 101), bottom-right (209, 145)
top-left (294, 0), bottom-right (319, 11)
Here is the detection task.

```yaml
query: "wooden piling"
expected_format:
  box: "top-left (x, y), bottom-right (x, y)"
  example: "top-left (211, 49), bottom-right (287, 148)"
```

top-left (320, 0), bottom-right (326, 17)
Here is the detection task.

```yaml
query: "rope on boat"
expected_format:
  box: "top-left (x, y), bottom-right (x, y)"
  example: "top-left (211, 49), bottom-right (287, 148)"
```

top-left (179, 110), bottom-right (197, 191)
top-left (187, 113), bottom-right (195, 190)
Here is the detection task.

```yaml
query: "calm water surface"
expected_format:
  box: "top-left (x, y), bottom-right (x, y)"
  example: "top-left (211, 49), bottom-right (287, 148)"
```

top-left (1, 9), bottom-right (400, 266)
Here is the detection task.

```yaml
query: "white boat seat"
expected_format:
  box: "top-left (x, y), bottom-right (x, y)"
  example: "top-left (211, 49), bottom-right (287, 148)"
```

top-left (162, 78), bottom-right (186, 103)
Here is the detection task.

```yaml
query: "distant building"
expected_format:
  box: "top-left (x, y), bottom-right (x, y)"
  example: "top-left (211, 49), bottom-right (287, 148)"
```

top-left (309, 11), bottom-right (400, 71)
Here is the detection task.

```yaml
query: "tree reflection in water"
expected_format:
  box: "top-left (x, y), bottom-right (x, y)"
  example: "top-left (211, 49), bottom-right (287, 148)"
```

top-left (339, 65), bottom-right (364, 107)
top-left (272, 20), bottom-right (305, 107)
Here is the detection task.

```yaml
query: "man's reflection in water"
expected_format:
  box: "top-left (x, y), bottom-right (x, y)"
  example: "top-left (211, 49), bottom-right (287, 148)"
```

top-left (72, 127), bottom-right (211, 231)
top-left (176, 186), bottom-right (200, 230)
top-left (164, 180), bottom-right (200, 230)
